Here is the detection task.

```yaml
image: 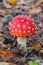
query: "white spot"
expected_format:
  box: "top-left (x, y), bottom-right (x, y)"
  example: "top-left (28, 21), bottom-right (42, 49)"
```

top-left (31, 33), bottom-right (32, 34)
top-left (20, 35), bottom-right (22, 36)
top-left (21, 20), bottom-right (24, 22)
top-left (17, 24), bottom-right (20, 27)
top-left (23, 25), bottom-right (25, 28)
top-left (19, 30), bottom-right (21, 32)
top-left (23, 31), bottom-right (26, 33)
top-left (26, 22), bottom-right (29, 24)
top-left (32, 22), bottom-right (34, 24)
top-left (17, 35), bottom-right (18, 36)
top-left (15, 29), bottom-right (17, 31)
top-left (12, 30), bottom-right (14, 32)
top-left (14, 34), bottom-right (15, 35)
top-left (28, 26), bottom-right (31, 29)
top-left (28, 30), bottom-right (30, 32)
top-left (32, 28), bottom-right (34, 30)
top-left (13, 26), bottom-right (15, 28)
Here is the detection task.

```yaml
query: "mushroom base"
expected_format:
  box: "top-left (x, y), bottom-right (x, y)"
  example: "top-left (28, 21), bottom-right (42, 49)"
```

top-left (17, 37), bottom-right (27, 51)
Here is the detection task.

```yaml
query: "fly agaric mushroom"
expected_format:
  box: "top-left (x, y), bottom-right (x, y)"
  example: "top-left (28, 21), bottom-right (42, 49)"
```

top-left (9, 15), bottom-right (36, 51)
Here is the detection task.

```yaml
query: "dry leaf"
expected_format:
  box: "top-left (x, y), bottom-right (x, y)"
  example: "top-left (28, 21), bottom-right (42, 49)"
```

top-left (32, 41), bottom-right (41, 49)
top-left (29, 6), bottom-right (41, 14)
top-left (0, 9), bottom-right (12, 14)
top-left (0, 9), bottom-right (6, 13)
top-left (4, 9), bottom-right (12, 14)
top-left (0, 49), bottom-right (13, 61)
top-left (39, 0), bottom-right (43, 3)
top-left (29, 6), bottom-right (37, 13)
top-left (40, 50), bottom-right (43, 53)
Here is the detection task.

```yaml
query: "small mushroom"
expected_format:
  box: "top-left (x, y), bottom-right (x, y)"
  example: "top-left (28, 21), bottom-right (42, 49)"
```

top-left (9, 15), bottom-right (36, 51)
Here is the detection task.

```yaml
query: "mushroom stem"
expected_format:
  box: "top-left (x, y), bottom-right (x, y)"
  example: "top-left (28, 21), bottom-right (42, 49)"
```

top-left (17, 37), bottom-right (27, 51)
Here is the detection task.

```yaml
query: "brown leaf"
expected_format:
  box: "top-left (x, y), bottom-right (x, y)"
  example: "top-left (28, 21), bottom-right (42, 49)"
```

top-left (39, 0), bottom-right (43, 3)
top-left (0, 49), bottom-right (13, 61)
top-left (0, 9), bottom-right (6, 13)
top-left (29, 6), bottom-right (41, 14)
top-left (0, 49), bottom-right (6, 55)
top-left (32, 41), bottom-right (41, 49)
top-left (29, 6), bottom-right (37, 13)
top-left (0, 9), bottom-right (12, 14)
top-left (40, 50), bottom-right (43, 53)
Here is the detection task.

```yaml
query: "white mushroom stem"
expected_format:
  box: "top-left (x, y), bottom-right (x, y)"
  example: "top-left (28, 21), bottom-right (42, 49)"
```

top-left (17, 37), bottom-right (27, 51)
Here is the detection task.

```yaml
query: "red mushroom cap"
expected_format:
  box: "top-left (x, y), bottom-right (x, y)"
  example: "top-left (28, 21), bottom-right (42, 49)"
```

top-left (9, 15), bottom-right (36, 37)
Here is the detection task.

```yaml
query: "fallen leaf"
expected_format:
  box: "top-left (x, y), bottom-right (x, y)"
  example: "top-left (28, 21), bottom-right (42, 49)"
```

top-left (32, 41), bottom-right (41, 49)
top-left (0, 9), bottom-right (6, 13)
top-left (29, 6), bottom-right (41, 14)
top-left (0, 49), bottom-right (13, 61)
top-left (0, 9), bottom-right (12, 14)
top-left (39, 0), bottom-right (43, 3)
top-left (40, 50), bottom-right (43, 53)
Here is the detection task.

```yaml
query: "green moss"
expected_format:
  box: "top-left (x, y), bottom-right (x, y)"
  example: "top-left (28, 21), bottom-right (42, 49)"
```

top-left (28, 60), bottom-right (40, 65)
